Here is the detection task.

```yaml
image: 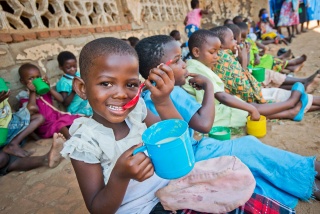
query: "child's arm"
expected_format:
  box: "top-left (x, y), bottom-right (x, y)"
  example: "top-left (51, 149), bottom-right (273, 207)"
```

top-left (255, 41), bottom-right (267, 56)
top-left (187, 73), bottom-right (215, 133)
top-left (0, 91), bottom-right (10, 103)
top-left (144, 64), bottom-right (183, 127)
top-left (254, 53), bottom-right (261, 65)
top-left (71, 144), bottom-right (153, 213)
top-left (215, 91), bottom-right (260, 120)
top-left (60, 91), bottom-right (76, 107)
top-left (26, 82), bottom-right (39, 113)
top-left (183, 16), bottom-right (188, 26)
top-left (42, 76), bottom-right (64, 103)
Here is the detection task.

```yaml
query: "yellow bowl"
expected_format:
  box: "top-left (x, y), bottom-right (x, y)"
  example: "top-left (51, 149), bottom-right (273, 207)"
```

top-left (246, 115), bottom-right (267, 138)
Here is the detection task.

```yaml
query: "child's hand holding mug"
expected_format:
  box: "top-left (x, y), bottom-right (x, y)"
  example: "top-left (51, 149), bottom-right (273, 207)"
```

top-left (114, 144), bottom-right (154, 182)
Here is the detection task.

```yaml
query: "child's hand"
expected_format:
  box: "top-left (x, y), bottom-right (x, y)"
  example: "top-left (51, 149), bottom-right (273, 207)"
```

top-left (254, 55), bottom-right (261, 65)
top-left (0, 91), bottom-right (10, 103)
top-left (188, 73), bottom-right (212, 91)
top-left (42, 76), bottom-right (50, 86)
top-left (249, 107), bottom-right (260, 121)
top-left (27, 81), bottom-right (36, 92)
top-left (146, 63), bottom-right (175, 105)
top-left (113, 144), bottom-right (154, 182)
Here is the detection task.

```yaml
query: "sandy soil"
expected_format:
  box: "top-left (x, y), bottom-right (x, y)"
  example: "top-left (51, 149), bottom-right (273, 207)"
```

top-left (0, 22), bottom-right (320, 214)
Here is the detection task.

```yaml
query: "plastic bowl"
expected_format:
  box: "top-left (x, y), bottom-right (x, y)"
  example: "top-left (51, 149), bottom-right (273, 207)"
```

top-left (246, 115), bottom-right (267, 138)
top-left (208, 126), bottom-right (231, 141)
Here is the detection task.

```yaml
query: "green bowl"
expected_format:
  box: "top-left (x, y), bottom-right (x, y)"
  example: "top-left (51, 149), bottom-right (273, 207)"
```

top-left (208, 126), bottom-right (231, 141)
top-left (251, 67), bottom-right (265, 82)
top-left (0, 128), bottom-right (8, 147)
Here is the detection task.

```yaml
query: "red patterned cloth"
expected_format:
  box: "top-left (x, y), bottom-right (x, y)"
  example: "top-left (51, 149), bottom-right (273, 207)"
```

top-left (150, 193), bottom-right (296, 214)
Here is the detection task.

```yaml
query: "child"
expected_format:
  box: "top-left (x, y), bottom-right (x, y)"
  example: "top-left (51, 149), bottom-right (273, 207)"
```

top-left (257, 8), bottom-right (290, 45)
top-left (17, 63), bottom-right (80, 139)
top-left (0, 87), bottom-right (44, 157)
top-left (184, 29), bottom-right (319, 126)
top-left (56, 51), bottom-right (93, 116)
top-left (135, 34), bottom-right (320, 209)
top-left (169, 30), bottom-right (182, 45)
top-left (216, 24), bottom-right (320, 101)
top-left (278, 0), bottom-right (300, 38)
top-left (60, 37), bottom-right (185, 213)
top-left (183, 0), bottom-right (209, 38)
top-left (236, 22), bottom-right (320, 93)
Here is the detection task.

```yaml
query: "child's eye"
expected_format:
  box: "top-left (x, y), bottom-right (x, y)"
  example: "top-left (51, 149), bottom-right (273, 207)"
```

top-left (100, 82), bottom-right (112, 87)
top-left (127, 83), bottom-right (139, 88)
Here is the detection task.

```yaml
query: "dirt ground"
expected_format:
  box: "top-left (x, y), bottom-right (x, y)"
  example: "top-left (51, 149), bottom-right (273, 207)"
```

top-left (1, 21), bottom-right (320, 214)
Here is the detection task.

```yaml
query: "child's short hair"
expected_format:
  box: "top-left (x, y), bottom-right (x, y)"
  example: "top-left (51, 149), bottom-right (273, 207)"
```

top-left (191, 0), bottom-right (199, 9)
top-left (236, 22), bottom-right (248, 33)
top-left (223, 19), bottom-right (233, 25)
top-left (128, 36), bottom-right (140, 47)
top-left (188, 29), bottom-right (218, 58)
top-left (209, 26), bottom-right (229, 44)
top-left (135, 35), bottom-right (174, 79)
top-left (18, 63), bottom-right (39, 77)
top-left (57, 51), bottom-right (76, 67)
top-left (232, 15), bottom-right (243, 24)
top-left (79, 37), bottom-right (138, 81)
top-left (224, 24), bottom-right (241, 40)
top-left (259, 8), bottom-right (267, 18)
top-left (169, 30), bottom-right (179, 38)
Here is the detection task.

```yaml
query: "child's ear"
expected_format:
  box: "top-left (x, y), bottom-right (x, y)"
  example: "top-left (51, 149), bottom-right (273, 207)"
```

top-left (191, 47), bottom-right (200, 58)
top-left (73, 77), bottom-right (87, 100)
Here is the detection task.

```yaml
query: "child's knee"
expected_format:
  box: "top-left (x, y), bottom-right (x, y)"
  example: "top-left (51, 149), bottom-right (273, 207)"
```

top-left (31, 113), bottom-right (45, 125)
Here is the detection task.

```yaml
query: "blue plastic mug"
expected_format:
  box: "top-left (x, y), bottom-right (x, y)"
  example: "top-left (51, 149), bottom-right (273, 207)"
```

top-left (133, 119), bottom-right (195, 179)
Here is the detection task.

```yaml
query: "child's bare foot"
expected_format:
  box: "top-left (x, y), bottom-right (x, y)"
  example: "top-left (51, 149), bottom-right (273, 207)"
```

top-left (305, 70), bottom-right (320, 94)
top-left (286, 63), bottom-right (304, 73)
top-left (48, 133), bottom-right (66, 168)
top-left (3, 144), bottom-right (32, 157)
top-left (287, 54), bottom-right (307, 66)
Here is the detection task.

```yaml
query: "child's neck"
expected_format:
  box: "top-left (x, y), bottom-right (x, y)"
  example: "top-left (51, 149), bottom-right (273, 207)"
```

top-left (63, 73), bottom-right (76, 79)
top-left (93, 116), bottom-right (130, 141)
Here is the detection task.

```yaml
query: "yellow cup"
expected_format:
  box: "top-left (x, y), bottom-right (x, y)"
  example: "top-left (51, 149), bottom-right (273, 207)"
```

top-left (246, 115), bottom-right (267, 138)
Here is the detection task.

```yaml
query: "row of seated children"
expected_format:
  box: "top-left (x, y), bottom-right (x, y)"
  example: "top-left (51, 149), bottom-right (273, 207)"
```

top-left (0, 50), bottom-right (95, 174)
top-left (59, 36), bottom-right (320, 213)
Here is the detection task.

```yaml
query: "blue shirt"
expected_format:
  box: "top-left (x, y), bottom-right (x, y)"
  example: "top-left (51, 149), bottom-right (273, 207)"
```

top-left (56, 72), bottom-right (92, 116)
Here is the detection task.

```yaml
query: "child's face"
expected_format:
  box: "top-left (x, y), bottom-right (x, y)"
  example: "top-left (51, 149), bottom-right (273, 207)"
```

top-left (161, 41), bottom-right (189, 86)
top-left (240, 30), bottom-right (248, 43)
top-left (20, 67), bottom-right (41, 85)
top-left (221, 29), bottom-right (237, 52)
top-left (83, 54), bottom-right (140, 127)
top-left (174, 33), bottom-right (181, 41)
top-left (194, 37), bottom-right (221, 68)
top-left (60, 59), bottom-right (77, 76)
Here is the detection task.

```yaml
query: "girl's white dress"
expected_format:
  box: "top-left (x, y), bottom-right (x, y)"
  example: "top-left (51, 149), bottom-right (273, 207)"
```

top-left (61, 98), bottom-right (168, 214)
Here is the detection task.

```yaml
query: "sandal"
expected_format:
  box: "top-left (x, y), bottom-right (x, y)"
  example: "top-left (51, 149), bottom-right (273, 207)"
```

top-left (291, 82), bottom-right (308, 121)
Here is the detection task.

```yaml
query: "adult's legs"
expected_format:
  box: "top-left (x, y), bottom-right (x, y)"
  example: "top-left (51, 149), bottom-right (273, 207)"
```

top-left (3, 113), bottom-right (44, 157)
